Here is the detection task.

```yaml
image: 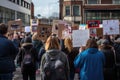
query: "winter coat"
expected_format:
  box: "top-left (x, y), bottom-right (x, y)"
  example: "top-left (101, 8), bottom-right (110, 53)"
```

top-left (0, 34), bottom-right (17, 73)
top-left (113, 42), bottom-right (120, 64)
top-left (62, 48), bottom-right (78, 72)
top-left (100, 45), bottom-right (116, 80)
top-left (40, 49), bottom-right (70, 80)
top-left (32, 40), bottom-right (43, 54)
top-left (74, 48), bottom-right (105, 80)
top-left (17, 43), bottom-right (38, 73)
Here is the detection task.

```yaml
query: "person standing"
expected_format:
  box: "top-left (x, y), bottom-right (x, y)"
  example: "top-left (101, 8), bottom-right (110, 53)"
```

top-left (40, 35), bottom-right (70, 80)
top-left (74, 39), bottom-right (105, 80)
top-left (0, 23), bottom-right (17, 80)
top-left (62, 37), bottom-right (78, 80)
top-left (17, 37), bottom-right (38, 80)
top-left (99, 40), bottom-right (116, 80)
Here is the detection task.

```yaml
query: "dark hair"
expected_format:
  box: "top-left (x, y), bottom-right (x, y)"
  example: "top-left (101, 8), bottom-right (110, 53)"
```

top-left (0, 23), bottom-right (8, 35)
top-left (86, 38), bottom-right (98, 49)
top-left (24, 37), bottom-right (32, 43)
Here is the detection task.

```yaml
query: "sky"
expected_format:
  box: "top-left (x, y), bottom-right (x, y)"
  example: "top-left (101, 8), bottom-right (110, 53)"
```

top-left (32, 0), bottom-right (59, 18)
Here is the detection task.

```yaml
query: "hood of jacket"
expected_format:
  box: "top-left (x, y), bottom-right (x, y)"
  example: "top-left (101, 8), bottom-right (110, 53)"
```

top-left (22, 43), bottom-right (33, 50)
top-left (46, 49), bottom-right (61, 56)
top-left (86, 48), bottom-right (98, 54)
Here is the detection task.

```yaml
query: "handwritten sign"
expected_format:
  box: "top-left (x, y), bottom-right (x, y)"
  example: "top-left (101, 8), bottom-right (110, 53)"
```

top-left (72, 30), bottom-right (89, 47)
top-left (103, 20), bottom-right (119, 35)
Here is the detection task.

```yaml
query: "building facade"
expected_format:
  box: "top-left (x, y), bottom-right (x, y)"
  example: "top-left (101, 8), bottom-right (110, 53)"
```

top-left (60, 0), bottom-right (120, 24)
top-left (0, 0), bottom-right (32, 26)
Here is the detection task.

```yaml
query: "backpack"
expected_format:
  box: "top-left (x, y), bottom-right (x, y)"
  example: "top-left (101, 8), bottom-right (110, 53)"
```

top-left (43, 53), bottom-right (67, 80)
top-left (22, 48), bottom-right (34, 67)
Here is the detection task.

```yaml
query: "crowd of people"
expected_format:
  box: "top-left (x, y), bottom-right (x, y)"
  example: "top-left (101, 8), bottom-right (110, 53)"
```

top-left (0, 23), bottom-right (120, 80)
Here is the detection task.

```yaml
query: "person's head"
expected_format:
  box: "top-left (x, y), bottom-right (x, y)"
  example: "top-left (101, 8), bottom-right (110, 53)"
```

top-left (64, 37), bottom-right (73, 53)
top-left (86, 38), bottom-right (98, 49)
top-left (24, 37), bottom-right (32, 43)
top-left (0, 23), bottom-right (8, 35)
top-left (45, 35), bottom-right (60, 51)
top-left (7, 33), bottom-right (13, 40)
top-left (13, 33), bottom-right (19, 39)
top-left (102, 40), bottom-right (109, 45)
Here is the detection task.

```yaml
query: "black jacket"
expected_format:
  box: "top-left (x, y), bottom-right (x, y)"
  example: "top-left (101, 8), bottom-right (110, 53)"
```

top-left (0, 34), bottom-right (17, 73)
top-left (100, 45), bottom-right (116, 80)
top-left (17, 43), bottom-right (38, 72)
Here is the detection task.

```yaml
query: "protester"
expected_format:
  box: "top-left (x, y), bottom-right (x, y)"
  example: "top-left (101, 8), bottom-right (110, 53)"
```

top-left (97, 35), bottom-right (108, 45)
top-left (17, 37), bottom-right (38, 80)
top-left (32, 32), bottom-right (43, 74)
top-left (0, 23), bottom-right (17, 80)
top-left (99, 40), bottom-right (116, 80)
top-left (40, 35), bottom-right (70, 80)
top-left (12, 33), bottom-right (20, 49)
top-left (74, 38), bottom-right (105, 80)
top-left (113, 37), bottom-right (120, 80)
top-left (62, 37), bottom-right (78, 80)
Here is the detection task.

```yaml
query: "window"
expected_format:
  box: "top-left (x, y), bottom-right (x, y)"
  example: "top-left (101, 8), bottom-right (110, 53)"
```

top-left (113, 0), bottom-right (120, 4)
top-left (65, 6), bottom-right (70, 16)
top-left (87, 0), bottom-right (99, 4)
top-left (73, 5), bottom-right (80, 16)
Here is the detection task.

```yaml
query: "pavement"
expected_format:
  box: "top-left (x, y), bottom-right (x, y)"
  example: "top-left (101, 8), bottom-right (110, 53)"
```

top-left (13, 67), bottom-right (40, 80)
top-left (13, 67), bottom-right (79, 80)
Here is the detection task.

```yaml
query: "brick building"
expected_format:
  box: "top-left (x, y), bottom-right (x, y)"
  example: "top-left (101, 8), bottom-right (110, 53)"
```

top-left (59, 0), bottom-right (120, 24)
top-left (31, 2), bottom-right (34, 19)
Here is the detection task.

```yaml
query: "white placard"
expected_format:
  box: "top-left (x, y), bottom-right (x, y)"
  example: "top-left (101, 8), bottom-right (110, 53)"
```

top-left (25, 26), bottom-right (31, 32)
top-left (103, 20), bottom-right (119, 35)
top-left (72, 30), bottom-right (89, 47)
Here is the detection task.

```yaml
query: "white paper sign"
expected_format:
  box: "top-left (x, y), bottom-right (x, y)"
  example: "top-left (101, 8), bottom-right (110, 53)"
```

top-left (25, 26), bottom-right (31, 32)
top-left (103, 20), bottom-right (120, 35)
top-left (72, 30), bottom-right (89, 47)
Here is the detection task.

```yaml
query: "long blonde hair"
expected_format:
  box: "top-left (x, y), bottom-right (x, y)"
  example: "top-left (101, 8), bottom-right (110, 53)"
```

top-left (64, 37), bottom-right (73, 53)
top-left (45, 36), bottom-right (60, 51)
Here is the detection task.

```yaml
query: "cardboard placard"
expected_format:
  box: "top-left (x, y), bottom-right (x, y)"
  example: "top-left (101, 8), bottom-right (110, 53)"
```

top-left (52, 20), bottom-right (73, 39)
top-left (30, 19), bottom-right (40, 32)
top-left (37, 24), bottom-right (52, 42)
top-left (8, 20), bottom-right (22, 32)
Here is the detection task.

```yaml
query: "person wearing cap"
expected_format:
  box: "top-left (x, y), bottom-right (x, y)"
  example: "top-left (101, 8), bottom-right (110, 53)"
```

top-left (99, 40), bottom-right (116, 80)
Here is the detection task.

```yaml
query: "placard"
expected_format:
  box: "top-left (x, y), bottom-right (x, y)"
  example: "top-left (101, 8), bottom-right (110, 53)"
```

top-left (103, 20), bottom-right (119, 35)
top-left (72, 30), bottom-right (89, 47)
top-left (37, 24), bottom-right (52, 42)
top-left (87, 20), bottom-right (100, 28)
top-left (25, 26), bottom-right (31, 32)
top-left (8, 20), bottom-right (22, 32)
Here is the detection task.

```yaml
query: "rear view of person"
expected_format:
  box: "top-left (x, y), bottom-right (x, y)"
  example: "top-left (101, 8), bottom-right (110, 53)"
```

top-left (74, 39), bottom-right (105, 80)
top-left (17, 37), bottom-right (38, 80)
top-left (40, 35), bottom-right (70, 80)
top-left (99, 40), bottom-right (116, 80)
top-left (0, 23), bottom-right (17, 80)
top-left (62, 37), bottom-right (78, 80)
